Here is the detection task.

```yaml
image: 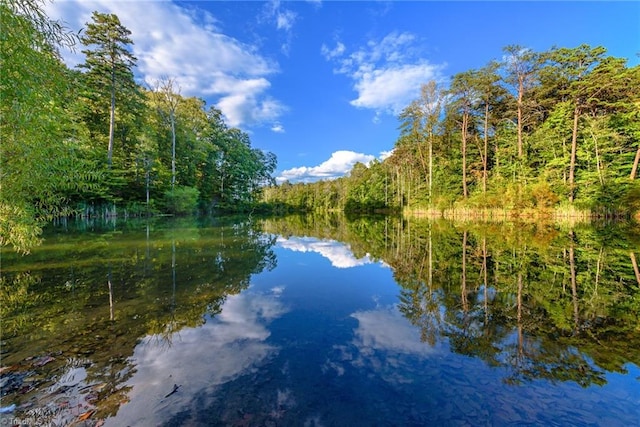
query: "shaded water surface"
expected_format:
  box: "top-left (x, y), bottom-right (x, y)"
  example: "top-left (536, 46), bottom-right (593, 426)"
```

top-left (1, 215), bottom-right (639, 426)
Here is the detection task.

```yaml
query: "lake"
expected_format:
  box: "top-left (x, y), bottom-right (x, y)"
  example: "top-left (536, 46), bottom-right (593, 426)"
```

top-left (1, 214), bottom-right (639, 426)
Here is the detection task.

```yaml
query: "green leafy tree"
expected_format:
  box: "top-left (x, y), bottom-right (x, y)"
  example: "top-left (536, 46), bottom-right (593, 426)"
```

top-left (542, 45), bottom-right (608, 202)
top-left (473, 62), bottom-right (508, 193)
top-left (79, 11), bottom-right (139, 168)
top-left (175, 96), bottom-right (209, 188)
top-left (398, 81), bottom-right (444, 204)
top-left (0, 1), bottom-right (98, 252)
top-left (150, 77), bottom-right (181, 188)
top-left (447, 70), bottom-right (478, 198)
top-left (345, 161), bottom-right (388, 212)
top-left (162, 186), bottom-right (200, 215)
top-left (201, 118), bottom-right (277, 210)
top-left (502, 45), bottom-right (541, 159)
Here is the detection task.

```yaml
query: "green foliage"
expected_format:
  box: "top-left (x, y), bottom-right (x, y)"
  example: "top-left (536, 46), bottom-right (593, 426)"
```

top-left (3, 1), bottom-right (636, 253)
top-left (344, 161), bottom-right (389, 212)
top-left (262, 44), bottom-right (638, 216)
top-left (0, 3), bottom-right (103, 252)
top-left (0, 203), bottom-right (42, 254)
top-left (162, 186), bottom-right (200, 215)
top-left (197, 122), bottom-right (277, 212)
top-left (619, 181), bottom-right (640, 214)
top-left (123, 200), bottom-right (159, 217)
top-left (530, 180), bottom-right (560, 209)
top-left (78, 11), bottom-right (141, 167)
top-left (1, 3), bottom-right (279, 252)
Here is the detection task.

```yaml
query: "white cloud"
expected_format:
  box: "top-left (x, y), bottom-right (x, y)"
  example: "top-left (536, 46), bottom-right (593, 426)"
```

top-left (323, 32), bottom-right (444, 116)
top-left (321, 41), bottom-right (346, 60)
top-left (45, 1), bottom-right (285, 128)
top-left (350, 64), bottom-right (437, 111)
top-left (217, 84), bottom-right (286, 128)
top-left (277, 236), bottom-right (378, 268)
top-left (262, 0), bottom-right (297, 55)
top-left (379, 149), bottom-right (394, 161)
top-left (348, 306), bottom-right (440, 384)
top-left (104, 290), bottom-right (287, 426)
top-left (277, 150), bottom-right (375, 183)
top-left (271, 123), bottom-right (286, 133)
top-left (276, 9), bottom-right (297, 31)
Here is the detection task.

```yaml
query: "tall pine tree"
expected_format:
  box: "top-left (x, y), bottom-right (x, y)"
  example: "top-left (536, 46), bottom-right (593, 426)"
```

top-left (79, 12), bottom-right (138, 168)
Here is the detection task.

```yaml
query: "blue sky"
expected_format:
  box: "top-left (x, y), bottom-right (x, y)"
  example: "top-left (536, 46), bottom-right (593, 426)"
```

top-left (46, 1), bottom-right (640, 183)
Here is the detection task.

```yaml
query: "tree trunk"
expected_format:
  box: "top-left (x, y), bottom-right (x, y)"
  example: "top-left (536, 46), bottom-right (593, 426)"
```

top-left (462, 111), bottom-right (468, 198)
top-left (517, 77), bottom-right (524, 158)
top-left (591, 127), bottom-right (604, 186)
top-left (630, 145), bottom-right (640, 180)
top-left (631, 252), bottom-right (640, 287)
top-left (483, 102), bottom-right (489, 193)
top-left (396, 167), bottom-right (400, 207)
top-left (517, 271), bottom-right (523, 357)
top-left (171, 111), bottom-right (176, 189)
top-left (416, 137), bottom-right (429, 185)
top-left (429, 131), bottom-right (433, 204)
top-left (595, 246), bottom-right (603, 295)
top-left (108, 76), bottom-right (116, 168)
top-left (569, 238), bottom-right (579, 333)
top-left (108, 267), bottom-right (114, 321)
top-left (428, 224), bottom-right (433, 292)
top-left (494, 139), bottom-right (500, 177)
top-left (145, 157), bottom-right (150, 212)
top-left (482, 237), bottom-right (488, 324)
top-left (461, 231), bottom-right (468, 312)
top-left (569, 105), bottom-right (580, 203)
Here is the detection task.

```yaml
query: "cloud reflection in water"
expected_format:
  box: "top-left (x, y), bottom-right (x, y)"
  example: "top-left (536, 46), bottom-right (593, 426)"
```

top-left (105, 288), bottom-right (287, 426)
top-left (325, 306), bottom-right (440, 385)
top-left (277, 236), bottom-right (374, 268)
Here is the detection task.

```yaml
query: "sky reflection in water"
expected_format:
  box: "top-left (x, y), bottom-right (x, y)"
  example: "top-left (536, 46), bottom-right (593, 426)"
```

top-left (2, 220), bottom-right (640, 426)
top-left (110, 236), bottom-right (639, 426)
top-left (107, 289), bottom-right (287, 426)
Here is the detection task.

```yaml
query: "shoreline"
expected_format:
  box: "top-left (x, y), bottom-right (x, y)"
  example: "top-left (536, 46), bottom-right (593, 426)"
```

top-left (403, 206), bottom-right (635, 224)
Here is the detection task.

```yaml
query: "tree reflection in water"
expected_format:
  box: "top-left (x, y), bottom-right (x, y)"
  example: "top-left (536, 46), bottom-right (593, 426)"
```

top-left (2, 214), bottom-right (639, 425)
top-left (263, 214), bottom-right (640, 387)
top-left (1, 217), bottom-right (277, 425)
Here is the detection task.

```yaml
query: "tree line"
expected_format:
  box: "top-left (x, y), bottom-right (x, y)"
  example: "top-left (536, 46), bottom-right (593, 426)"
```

top-left (1, 1), bottom-right (277, 253)
top-left (262, 45), bottom-right (640, 217)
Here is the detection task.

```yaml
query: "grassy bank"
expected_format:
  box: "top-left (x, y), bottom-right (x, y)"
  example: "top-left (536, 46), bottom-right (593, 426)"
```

top-left (403, 205), bottom-right (629, 225)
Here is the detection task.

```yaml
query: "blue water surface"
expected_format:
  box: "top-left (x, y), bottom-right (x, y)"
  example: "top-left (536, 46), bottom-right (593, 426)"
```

top-left (103, 235), bottom-right (640, 426)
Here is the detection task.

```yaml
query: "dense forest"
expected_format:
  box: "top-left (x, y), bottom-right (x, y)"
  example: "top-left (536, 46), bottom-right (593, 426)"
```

top-left (3, 1), bottom-right (640, 254)
top-left (1, 1), bottom-right (277, 252)
top-left (262, 47), bottom-right (640, 217)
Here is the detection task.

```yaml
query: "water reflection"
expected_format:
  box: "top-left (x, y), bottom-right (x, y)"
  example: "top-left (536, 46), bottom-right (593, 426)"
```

top-left (262, 215), bottom-right (640, 388)
top-left (277, 236), bottom-right (374, 268)
top-left (2, 215), bottom-right (640, 425)
top-left (1, 217), bottom-right (277, 426)
top-left (108, 289), bottom-right (287, 426)
top-left (351, 306), bottom-right (438, 356)
top-left (334, 306), bottom-right (442, 386)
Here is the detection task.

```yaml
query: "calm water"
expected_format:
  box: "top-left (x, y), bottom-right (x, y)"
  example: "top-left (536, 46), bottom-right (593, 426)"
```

top-left (1, 215), bottom-right (639, 426)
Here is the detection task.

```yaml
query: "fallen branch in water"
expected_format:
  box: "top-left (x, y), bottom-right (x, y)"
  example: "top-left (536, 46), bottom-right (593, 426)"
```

top-left (164, 383), bottom-right (181, 398)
